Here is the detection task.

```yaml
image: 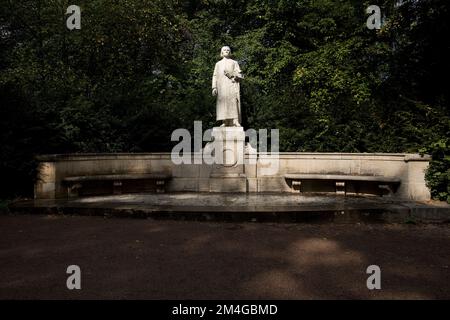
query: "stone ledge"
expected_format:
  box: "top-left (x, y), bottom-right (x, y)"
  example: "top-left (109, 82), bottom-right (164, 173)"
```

top-left (284, 174), bottom-right (401, 183)
top-left (63, 173), bottom-right (172, 182)
top-left (36, 152), bottom-right (431, 162)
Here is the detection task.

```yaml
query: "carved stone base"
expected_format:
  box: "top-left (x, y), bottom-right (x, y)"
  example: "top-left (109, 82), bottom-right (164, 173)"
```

top-left (206, 127), bottom-right (247, 192)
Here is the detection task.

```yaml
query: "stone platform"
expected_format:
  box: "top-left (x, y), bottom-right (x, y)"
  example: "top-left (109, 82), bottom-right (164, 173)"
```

top-left (9, 193), bottom-right (450, 223)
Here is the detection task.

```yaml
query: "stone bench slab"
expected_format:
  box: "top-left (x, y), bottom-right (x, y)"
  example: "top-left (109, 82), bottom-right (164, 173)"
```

top-left (63, 173), bottom-right (171, 182)
top-left (284, 174), bottom-right (400, 183)
top-left (285, 174), bottom-right (400, 195)
top-left (63, 173), bottom-right (172, 198)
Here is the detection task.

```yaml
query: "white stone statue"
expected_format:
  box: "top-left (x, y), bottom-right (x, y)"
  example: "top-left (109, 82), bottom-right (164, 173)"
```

top-left (212, 46), bottom-right (244, 127)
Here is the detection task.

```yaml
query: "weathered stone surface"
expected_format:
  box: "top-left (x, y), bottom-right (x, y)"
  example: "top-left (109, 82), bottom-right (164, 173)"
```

top-left (204, 127), bottom-right (247, 192)
top-left (10, 193), bottom-right (450, 223)
top-left (34, 152), bottom-right (432, 201)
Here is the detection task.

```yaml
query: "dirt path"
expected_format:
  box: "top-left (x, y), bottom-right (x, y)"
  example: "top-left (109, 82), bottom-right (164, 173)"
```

top-left (0, 214), bottom-right (449, 299)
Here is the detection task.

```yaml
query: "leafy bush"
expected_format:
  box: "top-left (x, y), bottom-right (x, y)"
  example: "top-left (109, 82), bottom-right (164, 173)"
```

top-left (1, 0), bottom-right (449, 198)
top-left (422, 139), bottom-right (450, 203)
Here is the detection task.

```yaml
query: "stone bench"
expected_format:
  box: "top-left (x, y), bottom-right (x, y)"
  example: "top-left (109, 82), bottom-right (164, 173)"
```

top-left (284, 174), bottom-right (401, 195)
top-left (63, 173), bottom-right (172, 198)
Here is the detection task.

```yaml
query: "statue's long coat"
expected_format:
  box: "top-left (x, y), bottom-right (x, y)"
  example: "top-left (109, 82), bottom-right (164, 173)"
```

top-left (212, 58), bottom-right (242, 122)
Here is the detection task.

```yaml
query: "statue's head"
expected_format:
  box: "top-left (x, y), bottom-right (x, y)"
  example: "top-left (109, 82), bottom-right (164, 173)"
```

top-left (220, 46), bottom-right (231, 58)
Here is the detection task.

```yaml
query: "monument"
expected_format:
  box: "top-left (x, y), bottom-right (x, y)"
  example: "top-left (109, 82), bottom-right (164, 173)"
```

top-left (212, 46), bottom-right (244, 127)
top-left (31, 47), bottom-right (432, 201)
top-left (208, 46), bottom-right (247, 192)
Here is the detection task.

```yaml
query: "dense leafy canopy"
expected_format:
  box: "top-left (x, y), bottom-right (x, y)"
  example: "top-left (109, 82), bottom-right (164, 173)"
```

top-left (1, 0), bottom-right (449, 198)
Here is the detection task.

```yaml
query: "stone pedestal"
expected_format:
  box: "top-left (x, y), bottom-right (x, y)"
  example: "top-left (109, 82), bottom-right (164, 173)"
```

top-left (205, 127), bottom-right (247, 192)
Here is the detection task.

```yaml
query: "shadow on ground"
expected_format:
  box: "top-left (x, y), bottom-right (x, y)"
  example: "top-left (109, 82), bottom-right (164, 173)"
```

top-left (0, 214), bottom-right (449, 299)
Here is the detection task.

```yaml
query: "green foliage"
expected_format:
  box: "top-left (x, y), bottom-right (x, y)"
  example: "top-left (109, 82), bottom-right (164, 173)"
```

top-left (421, 139), bottom-right (450, 203)
top-left (0, 199), bottom-right (10, 213)
top-left (0, 0), bottom-right (449, 198)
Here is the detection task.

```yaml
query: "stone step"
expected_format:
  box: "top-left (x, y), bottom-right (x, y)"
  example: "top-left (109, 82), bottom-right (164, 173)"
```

top-left (7, 193), bottom-right (450, 224)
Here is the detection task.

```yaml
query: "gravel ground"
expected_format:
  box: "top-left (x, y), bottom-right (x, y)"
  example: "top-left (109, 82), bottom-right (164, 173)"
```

top-left (0, 214), bottom-right (449, 299)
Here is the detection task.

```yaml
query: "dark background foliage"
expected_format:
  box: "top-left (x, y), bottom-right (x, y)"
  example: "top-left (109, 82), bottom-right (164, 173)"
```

top-left (1, 0), bottom-right (449, 199)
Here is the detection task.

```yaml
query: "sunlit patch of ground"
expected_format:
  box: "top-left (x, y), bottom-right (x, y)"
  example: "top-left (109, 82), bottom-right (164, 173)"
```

top-left (0, 214), bottom-right (449, 299)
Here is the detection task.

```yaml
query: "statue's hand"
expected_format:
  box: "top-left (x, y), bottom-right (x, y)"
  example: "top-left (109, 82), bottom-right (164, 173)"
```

top-left (212, 88), bottom-right (218, 96)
